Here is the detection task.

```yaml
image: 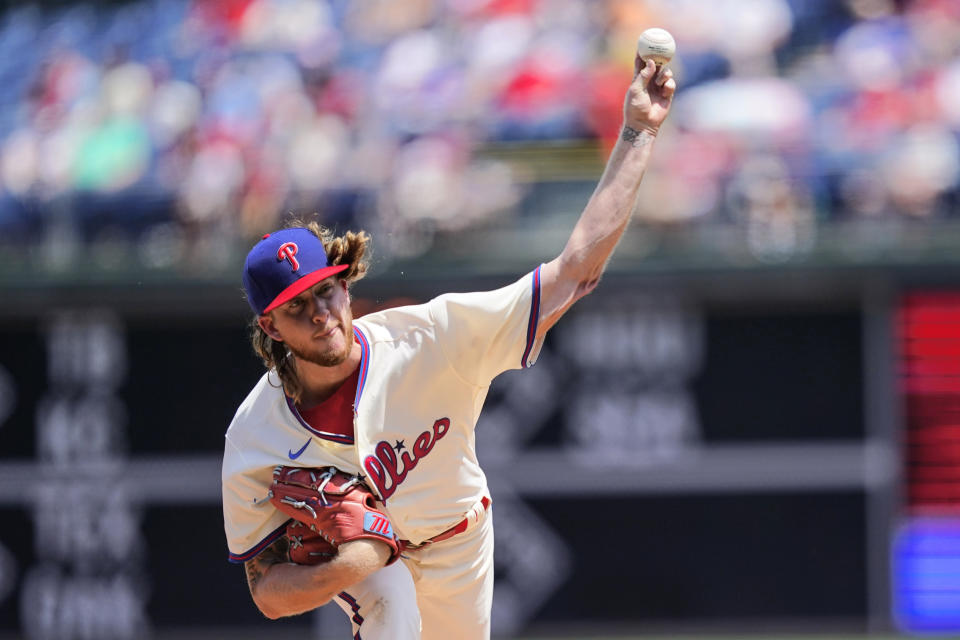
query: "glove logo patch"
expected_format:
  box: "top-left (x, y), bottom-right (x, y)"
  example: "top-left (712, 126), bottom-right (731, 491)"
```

top-left (364, 511), bottom-right (394, 538)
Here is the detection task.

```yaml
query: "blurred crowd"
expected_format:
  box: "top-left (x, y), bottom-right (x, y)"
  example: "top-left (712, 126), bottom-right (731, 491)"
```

top-left (0, 0), bottom-right (957, 269)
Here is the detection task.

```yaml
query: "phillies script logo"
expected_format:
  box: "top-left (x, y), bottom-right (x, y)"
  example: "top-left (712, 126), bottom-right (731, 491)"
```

top-left (364, 418), bottom-right (450, 500)
top-left (277, 242), bottom-right (300, 271)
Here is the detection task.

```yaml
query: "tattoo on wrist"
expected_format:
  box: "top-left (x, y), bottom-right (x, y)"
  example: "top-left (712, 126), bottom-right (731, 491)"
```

top-left (621, 126), bottom-right (655, 147)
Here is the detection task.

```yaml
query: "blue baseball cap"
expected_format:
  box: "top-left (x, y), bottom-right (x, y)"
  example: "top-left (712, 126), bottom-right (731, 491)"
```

top-left (242, 228), bottom-right (350, 315)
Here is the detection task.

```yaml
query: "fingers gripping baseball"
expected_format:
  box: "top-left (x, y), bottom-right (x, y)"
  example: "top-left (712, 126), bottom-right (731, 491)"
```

top-left (269, 466), bottom-right (402, 566)
top-left (625, 26), bottom-right (677, 135)
top-left (625, 58), bottom-right (675, 134)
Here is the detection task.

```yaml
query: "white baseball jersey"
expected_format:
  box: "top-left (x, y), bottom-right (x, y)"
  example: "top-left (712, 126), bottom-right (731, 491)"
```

top-left (222, 267), bottom-right (543, 562)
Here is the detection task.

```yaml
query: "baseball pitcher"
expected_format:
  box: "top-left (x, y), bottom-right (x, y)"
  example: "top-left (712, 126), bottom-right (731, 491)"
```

top-left (222, 54), bottom-right (675, 639)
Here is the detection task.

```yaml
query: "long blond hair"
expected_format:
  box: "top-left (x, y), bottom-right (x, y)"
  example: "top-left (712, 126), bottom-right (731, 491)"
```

top-left (249, 220), bottom-right (371, 403)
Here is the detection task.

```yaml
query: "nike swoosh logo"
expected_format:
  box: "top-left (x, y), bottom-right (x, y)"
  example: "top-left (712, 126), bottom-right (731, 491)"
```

top-left (288, 438), bottom-right (311, 460)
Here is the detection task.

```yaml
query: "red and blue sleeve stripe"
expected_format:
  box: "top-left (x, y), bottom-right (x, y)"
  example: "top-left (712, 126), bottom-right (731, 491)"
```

top-left (227, 521), bottom-right (287, 563)
top-left (521, 265), bottom-right (542, 368)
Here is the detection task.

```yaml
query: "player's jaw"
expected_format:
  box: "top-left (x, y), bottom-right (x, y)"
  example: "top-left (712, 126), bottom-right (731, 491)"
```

top-left (290, 319), bottom-right (352, 367)
top-left (287, 301), bottom-right (354, 367)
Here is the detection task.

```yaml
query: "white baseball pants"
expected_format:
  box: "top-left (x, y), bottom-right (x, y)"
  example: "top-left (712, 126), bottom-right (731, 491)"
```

top-left (333, 506), bottom-right (494, 640)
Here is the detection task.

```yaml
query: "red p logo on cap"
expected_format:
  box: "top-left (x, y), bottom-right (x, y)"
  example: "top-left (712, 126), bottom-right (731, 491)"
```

top-left (277, 242), bottom-right (300, 272)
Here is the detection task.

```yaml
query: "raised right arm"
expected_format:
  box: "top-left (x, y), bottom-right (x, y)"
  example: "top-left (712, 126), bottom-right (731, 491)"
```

top-left (536, 57), bottom-right (675, 338)
top-left (244, 537), bottom-right (391, 619)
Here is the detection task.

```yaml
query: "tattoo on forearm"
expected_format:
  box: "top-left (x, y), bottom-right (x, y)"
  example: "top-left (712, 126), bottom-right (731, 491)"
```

top-left (260, 536), bottom-right (290, 564)
top-left (245, 560), bottom-right (265, 593)
top-left (621, 126), bottom-right (654, 147)
top-left (244, 537), bottom-right (290, 594)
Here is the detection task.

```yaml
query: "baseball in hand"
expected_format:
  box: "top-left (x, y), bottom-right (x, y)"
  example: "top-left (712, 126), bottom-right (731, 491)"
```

top-left (637, 27), bottom-right (676, 67)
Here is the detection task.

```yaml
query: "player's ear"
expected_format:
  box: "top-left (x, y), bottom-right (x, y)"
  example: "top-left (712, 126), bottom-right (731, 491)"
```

top-left (258, 314), bottom-right (284, 342)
